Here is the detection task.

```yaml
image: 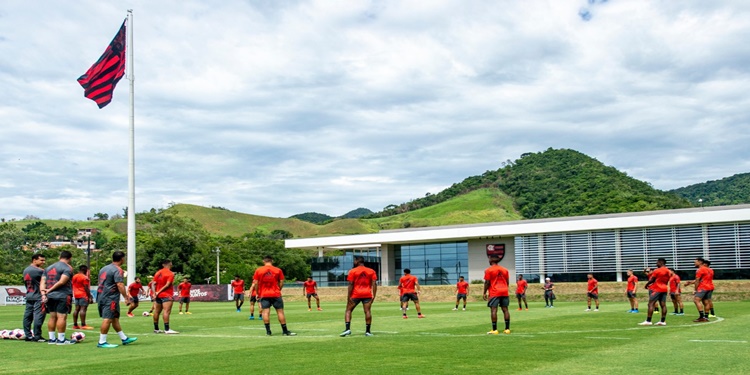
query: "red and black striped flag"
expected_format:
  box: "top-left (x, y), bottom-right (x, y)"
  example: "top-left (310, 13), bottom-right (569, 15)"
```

top-left (77, 20), bottom-right (127, 109)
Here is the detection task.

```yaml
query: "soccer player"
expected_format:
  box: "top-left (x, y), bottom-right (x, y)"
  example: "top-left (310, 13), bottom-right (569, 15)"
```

top-left (399, 269), bottom-right (424, 319)
top-left (41, 250), bottom-right (75, 345)
top-left (543, 277), bottom-right (555, 308)
top-left (704, 260), bottom-right (716, 318)
top-left (178, 278), bottom-right (192, 315)
top-left (483, 255), bottom-right (510, 334)
top-left (146, 276), bottom-right (156, 316)
top-left (231, 275), bottom-right (245, 312)
top-left (626, 269), bottom-right (639, 313)
top-left (585, 273), bottom-right (599, 312)
top-left (152, 259), bottom-right (179, 334)
top-left (303, 276), bottom-right (322, 311)
top-left (668, 268), bottom-right (684, 316)
top-left (639, 258), bottom-right (670, 326)
top-left (515, 274), bottom-right (528, 311)
top-left (453, 276), bottom-right (469, 311)
top-left (96, 251), bottom-right (137, 348)
top-left (340, 256), bottom-right (377, 337)
top-left (22, 253), bottom-right (47, 342)
top-left (644, 267), bottom-right (658, 312)
top-left (684, 257), bottom-right (714, 322)
top-left (251, 255), bottom-right (296, 336)
top-left (248, 288), bottom-right (258, 320)
top-left (126, 277), bottom-right (143, 317)
top-left (72, 265), bottom-right (94, 330)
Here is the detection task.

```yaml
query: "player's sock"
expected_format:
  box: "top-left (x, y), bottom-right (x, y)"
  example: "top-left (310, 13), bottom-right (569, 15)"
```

top-left (505, 319), bottom-right (510, 330)
top-left (281, 324), bottom-right (288, 333)
top-left (153, 322), bottom-right (159, 331)
top-left (165, 323), bottom-right (170, 331)
top-left (660, 316), bottom-right (666, 323)
top-left (492, 322), bottom-right (497, 331)
top-left (99, 333), bottom-right (108, 344)
top-left (680, 308), bottom-right (684, 314)
top-left (646, 317), bottom-right (652, 322)
top-left (455, 304), bottom-right (458, 309)
top-left (264, 323), bottom-right (272, 334)
top-left (117, 331), bottom-right (127, 340)
top-left (57, 333), bottom-right (65, 342)
top-left (48, 332), bottom-right (55, 341)
top-left (710, 308), bottom-right (715, 315)
top-left (366, 324), bottom-right (371, 333)
top-left (345, 322), bottom-right (351, 331)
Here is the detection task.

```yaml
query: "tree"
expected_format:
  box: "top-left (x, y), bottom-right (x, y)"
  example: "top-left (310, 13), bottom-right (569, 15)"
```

top-left (93, 212), bottom-right (109, 220)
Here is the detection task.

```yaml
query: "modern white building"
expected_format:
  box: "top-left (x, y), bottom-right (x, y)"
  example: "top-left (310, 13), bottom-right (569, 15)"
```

top-left (285, 205), bottom-right (750, 285)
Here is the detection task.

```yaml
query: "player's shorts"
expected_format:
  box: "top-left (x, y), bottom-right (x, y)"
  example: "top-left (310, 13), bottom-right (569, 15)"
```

top-left (306, 293), bottom-right (318, 298)
top-left (234, 293), bottom-right (245, 302)
top-left (670, 292), bottom-right (680, 299)
top-left (649, 291), bottom-right (668, 303)
top-left (456, 293), bottom-right (467, 300)
top-left (155, 296), bottom-right (174, 304)
top-left (487, 296), bottom-right (509, 308)
top-left (627, 291), bottom-right (637, 299)
top-left (587, 292), bottom-right (599, 300)
top-left (46, 297), bottom-right (72, 315)
top-left (98, 299), bottom-right (120, 320)
top-left (400, 293), bottom-right (419, 302)
top-left (260, 297), bottom-right (284, 309)
top-left (130, 296), bottom-right (139, 304)
top-left (515, 293), bottom-right (526, 299)
top-left (250, 295), bottom-right (257, 303)
top-left (695, 290), bottom-right (713, 300)
top-left (74, 297), bottom-right (89, 306)
top-left (180, 297), bottom-right (190, 304)
top-left (350, 298), bottom-right (372, 307)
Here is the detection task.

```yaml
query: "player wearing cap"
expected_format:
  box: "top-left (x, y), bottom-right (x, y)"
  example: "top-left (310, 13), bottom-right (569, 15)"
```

top-left (515, 274), bottom-right (528, 311)
top-left (303, 276), bottom-right (322, 311)
top-left (639, 258), bottom-right (670, 326)
top-left (96, 251), bottom-right (137, 348)
top-left (626, 270), bottom-right (639, 313)
top-left (41, 250), bottom-right (75, 345)
top-left (453, 276), bottom-right (469, 311)
top-left (543, 278), bottom-right (555, 308)
top-left (251, 255), bottom-right (296, 336)
top-left (483, 255), bottom-right (510, 334)
top-left (72, 265), bottom-right (94, 330)
top-left (340, 256), bottom-right (378, 337)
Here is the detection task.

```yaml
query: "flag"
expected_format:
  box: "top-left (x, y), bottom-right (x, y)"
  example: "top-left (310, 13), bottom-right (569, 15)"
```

top-left (77, 20), bottom-right (127, 109)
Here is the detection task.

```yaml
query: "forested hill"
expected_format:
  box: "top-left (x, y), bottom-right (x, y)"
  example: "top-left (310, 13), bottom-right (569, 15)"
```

top-left (670, 173), bottom-right (750, 206)
top-left (369, 148), bottom-right (692, 220)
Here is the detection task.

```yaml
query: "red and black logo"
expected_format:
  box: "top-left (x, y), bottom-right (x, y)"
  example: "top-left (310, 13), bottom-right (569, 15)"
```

top-left (486, 244), bottom-right (505, 261)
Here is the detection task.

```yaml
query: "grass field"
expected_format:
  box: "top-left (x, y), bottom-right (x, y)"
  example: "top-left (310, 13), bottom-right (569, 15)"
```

top-left (1, 300), bottom-right (748, 374)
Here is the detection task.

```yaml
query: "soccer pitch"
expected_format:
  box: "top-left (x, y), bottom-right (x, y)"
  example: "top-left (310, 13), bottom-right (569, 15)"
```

top-left (1, 301), bottom-right (748, 374)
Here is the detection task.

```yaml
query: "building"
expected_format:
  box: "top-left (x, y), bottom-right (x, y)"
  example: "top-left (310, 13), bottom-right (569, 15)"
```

top-left (285, 204), bottom-right (750, 285)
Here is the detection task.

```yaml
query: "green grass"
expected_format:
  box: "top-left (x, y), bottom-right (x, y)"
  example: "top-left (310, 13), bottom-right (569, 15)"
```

top-left (1, 300), bottom-right (748, 374)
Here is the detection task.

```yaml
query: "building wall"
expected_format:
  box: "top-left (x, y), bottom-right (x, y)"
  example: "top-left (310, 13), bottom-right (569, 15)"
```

top-left (467, 238), bottom-right (516, 283)
top-left (382, 244), bottom-right (395, 285)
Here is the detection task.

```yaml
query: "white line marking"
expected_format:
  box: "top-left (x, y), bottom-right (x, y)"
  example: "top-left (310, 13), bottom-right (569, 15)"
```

top-left (688, 340), bottom-right (747, 343)
top-left (585, 337), bottom-right (631, 340)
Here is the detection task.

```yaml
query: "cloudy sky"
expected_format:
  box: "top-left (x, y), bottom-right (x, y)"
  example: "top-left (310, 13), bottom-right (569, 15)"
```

top-left (1, 1), bottom-right (749, 220)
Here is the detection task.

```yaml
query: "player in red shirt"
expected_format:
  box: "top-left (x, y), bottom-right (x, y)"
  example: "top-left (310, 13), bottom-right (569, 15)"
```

top-left (251, 255), bottom-right (296, 336)
top-left (454, 276), bottom-right (469, 311)
top-left (231, 275), bottom-right (246, 312)
top-left (177, 278), bottom-right (192, 315)
top-left (399, 269), bottom-right (424, 319)
top-left (152, 259), bottom-right (179, 334)
top-left (668, 268), bottom-right (684, 315)
top-left (626, 269), bottom-right (639, 313)
top-left (483, 255), bottom-right (510, 334)
top-left (515, 274), bottom-right (528, 311)
top-left (340, 256), bottom-right (378, 337)
top-left (126, 276), bottom-right (143, 317)
top-left (303, 276), bottom-right (322, 311)
top-left (684, 257), bottom-right (715, 322)
top-left (71, 265), bottom-right (94, 329)
top-left (146, 276), bottom-right (156, 316)
top-left (585, 274), bottom-right (600, 312)
top-left (639, 258), bottom-right (671, 326)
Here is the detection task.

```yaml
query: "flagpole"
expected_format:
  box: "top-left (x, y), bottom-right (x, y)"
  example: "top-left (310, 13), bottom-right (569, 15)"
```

top-left (126, 9), bottom-right (136, 286)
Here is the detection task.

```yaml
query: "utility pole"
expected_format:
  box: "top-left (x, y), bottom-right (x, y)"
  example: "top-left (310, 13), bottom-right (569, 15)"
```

top-left (213, 247), bottom-right (221, 285)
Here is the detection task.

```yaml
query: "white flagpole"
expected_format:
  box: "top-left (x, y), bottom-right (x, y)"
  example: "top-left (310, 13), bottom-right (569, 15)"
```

top-left (126, 9), bottom-right (136, 286)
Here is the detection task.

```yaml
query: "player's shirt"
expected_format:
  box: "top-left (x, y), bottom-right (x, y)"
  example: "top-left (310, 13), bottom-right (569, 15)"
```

top-left (347, 265), bottom-right (377, 299)
top-left (669, 274), bottom-right (681, 294)
top-left (587, 278), bottom-right (599, 294)
top-left (456, 281), bottom-right (469, 294)
top-left (544, 282), bottom-right (554, 291)
top-left (303, 280), bottom-right (317, 294)
top-left (147, 281), bottom-right (156, 297)
top-left (399, 274), bottom-right (418, 294)
top-left (515, 279), bottom-right (528, 294)
top-left (97, 263), bottom-right (124, 304)
top-left (128, 282), bottom-right (143, 298)
top-left (649, 267), bottom-right (671, 293)
top-left (253, 265), bottom-right (285, 298)
top-left (231, 279), bottom-right (245, 295)
top-left (23, 265), bottom-right (44, 301)
top-left (153, 268), bottom-right (175, 299)
top-left (627, 275), bottom-right (638, 292)
top-left (250, 288), bottom-right (257, 298)
top-left (72, 273), bottom-right (91, 299)
top-left (696, 266), bottom-right (715, 291)
top-left (178, 282), bottom-right (191, 298)
top-left (483, 265), bottom-right (509, 298)
top-left (44, 261), bottom-right (73, 300)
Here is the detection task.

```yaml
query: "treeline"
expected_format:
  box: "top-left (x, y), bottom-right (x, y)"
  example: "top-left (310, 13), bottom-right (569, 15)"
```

top-left (367, 148), bottom-right (693, 219)
top-left (670, 172), bottom-right (750, 206)
top-left (291, 207), bottom-right (374, 224)
top-left (0, 209), bottom-right (311, 285)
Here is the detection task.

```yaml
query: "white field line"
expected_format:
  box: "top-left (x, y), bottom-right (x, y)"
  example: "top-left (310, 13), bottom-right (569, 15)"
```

top-left (688, 339), bottom-right (747, 343)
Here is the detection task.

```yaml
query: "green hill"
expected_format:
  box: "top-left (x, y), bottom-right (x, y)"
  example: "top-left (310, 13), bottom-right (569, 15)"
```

top-left (670, 172), bottom-right (750, 206)
top-left (289, 212), bottom-right (333, 224)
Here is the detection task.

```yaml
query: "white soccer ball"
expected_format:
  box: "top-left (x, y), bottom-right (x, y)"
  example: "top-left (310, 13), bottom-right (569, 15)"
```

top-left (11, 329), bottom-right (25, 340)
top-left (72, 331), bottom-right (86, 342)
top-left (142, 311), bottom-right (150, 317)
top-left (0, 330), bottom-right (9, 339)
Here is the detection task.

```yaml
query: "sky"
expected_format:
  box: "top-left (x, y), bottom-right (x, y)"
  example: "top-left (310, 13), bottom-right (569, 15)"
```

top-left (1, 0), bottom-right (749, 221)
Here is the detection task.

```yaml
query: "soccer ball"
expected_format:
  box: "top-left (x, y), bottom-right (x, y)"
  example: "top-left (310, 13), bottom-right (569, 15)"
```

top-left (0, 330), bottom-right (9, 339)
top-left (11, 329), bottom-right (25, 340)
top-left (142, 311), bottom-right (150, 317)
top-left (71, 331), bottom-right (85, 342)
